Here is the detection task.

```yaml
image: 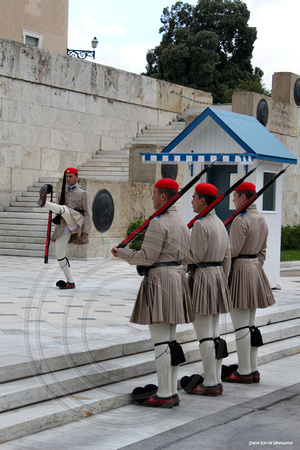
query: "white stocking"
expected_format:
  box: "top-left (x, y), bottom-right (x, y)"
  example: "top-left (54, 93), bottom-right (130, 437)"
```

top-left (55, 232), bottom-right (74, 283)
top-left (45, 201), bottom-right (77, 228)
top-left (149, 323), bottom-right (174, 398)
top-left (193, 314), bottom-right (218, 387)
top-left (230, 308), bottom-right (251, 375)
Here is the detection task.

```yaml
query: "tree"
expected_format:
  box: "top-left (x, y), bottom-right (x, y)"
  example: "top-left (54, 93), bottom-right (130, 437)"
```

top-left (144, 0), bottom-right (266, 103)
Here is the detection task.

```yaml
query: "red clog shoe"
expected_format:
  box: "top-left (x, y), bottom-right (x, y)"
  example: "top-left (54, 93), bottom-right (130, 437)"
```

top-left (188, 383), bottom-right (220, 396)
top-left (252, 371), bottom-right (260, 383)
top-left (140, 394), bottom-right (173, 408)
top-left (223, 371), bottom-right (253, 384)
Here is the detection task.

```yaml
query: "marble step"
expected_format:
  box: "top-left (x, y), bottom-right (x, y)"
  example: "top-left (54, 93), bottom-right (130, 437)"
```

top-left (0, 217), bottom-right (47, 225)
top-left (0, 223), bottom-right (47, 231)
top-left (129, 137), bottom-right (176, 146)
top-left (0, 302), bottom-right (298, 385)
top-left (145, 123), bottom-right (185, 130)
top-left (76, 173), bottom-right (128, 180)
top-left (6, 204), bottom-right (41, 210)
top-left (0, 236), bottom-right (45, 244)
top-left (16, 193), bottom-right (43, 200)
top-left (0, 335), bottom-right (298, 444)
top-left (78, 164), bottom-right (128, 171)
top-left (0, 248), bottom-right (44, 257)
top-left (0, 318), bottom-right (299, 412)
top-left (86, 155), bottom-right (129, 161)
top-left (0, 242), bottom-right (47, 251)
top-left (0, 229), bottom-right (46, 237)
top-left (0, 316), bottom-right (298, 412)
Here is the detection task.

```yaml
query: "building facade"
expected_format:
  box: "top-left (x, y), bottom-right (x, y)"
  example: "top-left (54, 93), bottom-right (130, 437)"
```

top-left (0, 0), bottom-right (68, 55)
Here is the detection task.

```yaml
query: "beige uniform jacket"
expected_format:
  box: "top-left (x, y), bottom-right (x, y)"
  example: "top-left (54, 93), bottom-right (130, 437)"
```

top-left (189, 210), bottom-right (231, 278)
top-left (229, 204), bottom-right (267, 266)
top-left (52, 184), bottom-right (92, 244)
top-left (188, 209), bottom-right (232, 314)
top-left (117, 206), bottom-right (194, 324)
top-left (229, 204), bottom-right (275, 309)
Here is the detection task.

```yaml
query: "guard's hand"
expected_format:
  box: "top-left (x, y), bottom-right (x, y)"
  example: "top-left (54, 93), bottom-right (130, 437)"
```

top-left (81, 232), bottom-right (88, 239)
top-left (111, 246), bottom-right (118, 257)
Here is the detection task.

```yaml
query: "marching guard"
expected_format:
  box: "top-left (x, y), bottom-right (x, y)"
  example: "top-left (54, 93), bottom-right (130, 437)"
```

top-left (37, 167), bottom-right (92, 289)
top-left (111, 178), bottom-right (194, 408)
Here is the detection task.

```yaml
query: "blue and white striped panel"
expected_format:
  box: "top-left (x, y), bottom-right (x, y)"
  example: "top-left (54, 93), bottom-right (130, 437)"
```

top-left (141, 153), bottom-right (254, 164)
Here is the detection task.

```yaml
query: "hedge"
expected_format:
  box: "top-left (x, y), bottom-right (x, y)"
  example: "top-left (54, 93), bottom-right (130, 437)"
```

top-left (281, 225), bottom-right (300, 250)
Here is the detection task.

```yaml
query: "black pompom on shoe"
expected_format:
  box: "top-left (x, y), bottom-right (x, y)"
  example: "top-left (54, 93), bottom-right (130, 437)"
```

top-left (132, 387), bottom-right (148, 404)
top-left (180, 374), bottom-right (204, 393)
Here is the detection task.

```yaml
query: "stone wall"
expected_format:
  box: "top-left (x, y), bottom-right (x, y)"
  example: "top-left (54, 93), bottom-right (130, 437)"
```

top-left (232, 72), bottom-right (300, 226)
top-left (52, 178), bottom-right (154, 259)
top-left (0, 38), bottom-right (212, 210)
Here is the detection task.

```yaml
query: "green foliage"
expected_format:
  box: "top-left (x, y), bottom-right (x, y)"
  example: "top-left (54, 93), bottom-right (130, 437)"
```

top-left (281, 225), bottom-right (300, 251)
top-left (280, 249), bottom-right (300, 262)
top-left (127, 219), bottom-right (146, 251)
top-left (143, 0), bottom-right (266, 103)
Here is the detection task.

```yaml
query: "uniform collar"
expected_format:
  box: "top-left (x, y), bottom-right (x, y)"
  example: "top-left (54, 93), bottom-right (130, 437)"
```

top-left (67, 183), bottom-right (78, 191)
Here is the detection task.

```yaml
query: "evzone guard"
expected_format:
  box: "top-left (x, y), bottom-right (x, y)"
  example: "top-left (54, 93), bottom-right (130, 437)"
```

top-left (112, 178), bottom-right (194, 408)
top-left (37, 167), bottom-right (92, 289)
top-left (222, 182), bottom-right (275, 383)
top-left (181, 183), bottom-right (232, 396)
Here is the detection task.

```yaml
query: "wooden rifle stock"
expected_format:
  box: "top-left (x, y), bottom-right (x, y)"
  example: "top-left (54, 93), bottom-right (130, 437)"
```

top-left (187, 163), bottom-right (261, 229)
top-left (223, 165), bottom-right (290, 227)
top-left (117, 155), bottom-right (223, 248)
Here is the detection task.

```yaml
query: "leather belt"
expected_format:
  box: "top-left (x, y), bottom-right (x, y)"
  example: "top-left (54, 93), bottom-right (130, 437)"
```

top-left (138, 261), bottom-right (182, 306)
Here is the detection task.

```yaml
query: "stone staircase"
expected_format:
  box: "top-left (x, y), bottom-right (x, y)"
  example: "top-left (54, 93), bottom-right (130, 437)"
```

top-left (0, 300), bottom-right (299, 443)
top-left (0, 178), bottom-right (58, 258)
top-left (77, 149), bottom-right (130, 181)
top-left (0, 120), bottom-right (187, 258)
top-left (126, 121), bottom-right (185, 147)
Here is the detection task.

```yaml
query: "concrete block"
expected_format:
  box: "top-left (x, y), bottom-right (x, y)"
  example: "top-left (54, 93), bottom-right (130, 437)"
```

top-left (272, 72), bottom-right (300, 105)
top-left (42, 105), bottom-right (61, 128)
top-left (68, 91), bottom-right (86, 113)
top-left (0, 77), bottom-right (11, 99)
top-left (22, 103), bottom-right (42, 126)
top-left (41, 148), bottom-right (60, 173)
top-left (51, 88), bottom-right (69, 109)
top-left (10, 122), bottom-right (32, 146)
top-left (32, 126), bottom-right (51, 148)
top-left (0, 166), bottom-right (11, 191)
top-left (0, 119), bottom-right (10, 143)
top-left (21, 147), bottom-right (41, 170)
top-left (0, 144), bottom-right (22, 167)
top-left (129, 144), bottom-right (163, 183)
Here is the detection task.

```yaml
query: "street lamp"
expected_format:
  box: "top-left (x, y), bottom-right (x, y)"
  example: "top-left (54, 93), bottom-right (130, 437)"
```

top-left (67, 37), bottom-right (99, 60)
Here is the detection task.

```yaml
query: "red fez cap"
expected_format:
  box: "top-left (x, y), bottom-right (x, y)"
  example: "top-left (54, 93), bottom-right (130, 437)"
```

top-left (66, 167), bottom-right (78, 175)
top-left (155, 178), bottom-right (179, 191)
top-left (235, 182), bottom-right (256, 192)
top-left (195, 183), bottom-right (218, 197)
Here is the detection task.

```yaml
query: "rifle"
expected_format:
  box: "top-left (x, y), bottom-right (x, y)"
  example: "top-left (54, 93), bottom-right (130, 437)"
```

top-left (187, 162), bottom-right (262, 229)
top-left (52, 171), bottom-right (66, 225)
top-left (117, 155), bottom-right (223, 248)
top-left (223, 165), bottom-right (290, 228)
top-left (44, 188), bottom-right (53, 264)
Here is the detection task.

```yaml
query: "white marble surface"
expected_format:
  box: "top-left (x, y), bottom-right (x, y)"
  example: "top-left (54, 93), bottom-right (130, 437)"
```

top-left (0, 256), bottom-right (299, 448)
